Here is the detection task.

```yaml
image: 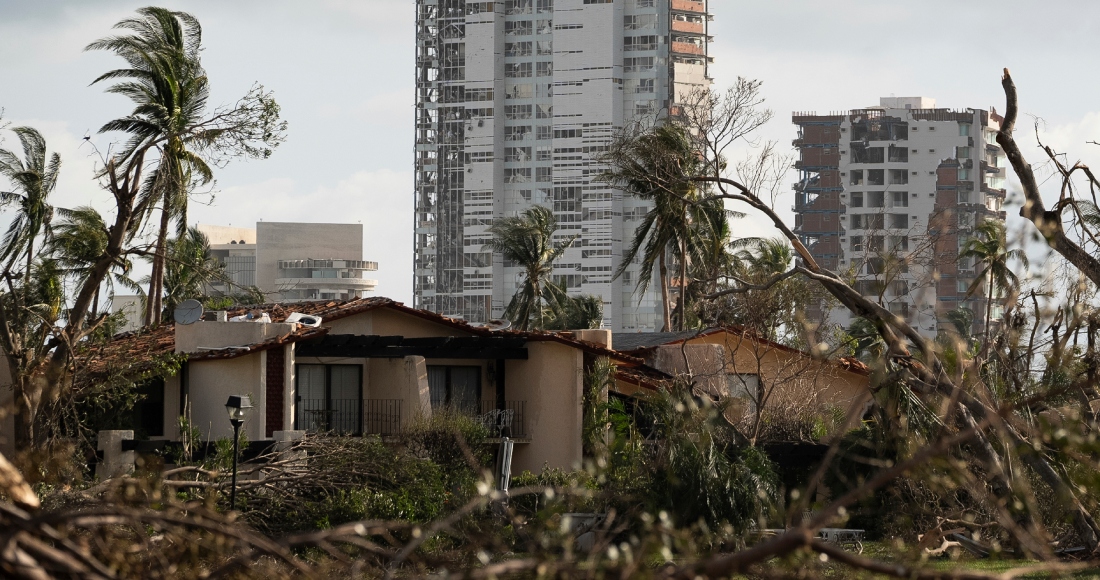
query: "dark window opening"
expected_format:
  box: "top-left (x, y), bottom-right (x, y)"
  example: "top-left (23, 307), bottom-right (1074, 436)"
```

top-left (296, 364), bottom-right (362, 434)
top-left (428, 366), bottom-right (481, 414)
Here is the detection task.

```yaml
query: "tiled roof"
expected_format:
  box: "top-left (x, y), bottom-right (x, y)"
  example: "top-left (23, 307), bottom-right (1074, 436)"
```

top-left (73, 297), bottom-right (648, 388)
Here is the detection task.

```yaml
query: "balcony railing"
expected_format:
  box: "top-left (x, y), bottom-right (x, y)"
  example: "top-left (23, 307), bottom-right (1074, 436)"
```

top-left (365, 399), bottom-right (402, 436)
top-left (296, 399), bottom-right (403, 436)
top-left (479, 400), bottom-right (528, 439)
top-left (297, 398), bottom-right (363, 434)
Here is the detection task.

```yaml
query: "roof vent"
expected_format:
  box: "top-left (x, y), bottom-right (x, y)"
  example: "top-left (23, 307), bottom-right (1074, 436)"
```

top-left (286, 312), bottom-right (322, 327)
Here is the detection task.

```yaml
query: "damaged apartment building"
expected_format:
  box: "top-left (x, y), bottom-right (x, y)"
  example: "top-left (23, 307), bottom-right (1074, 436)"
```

top-left (413, 0), bottom-right (713, 331)
top-left (792, 97), bottom-right (1009, 337)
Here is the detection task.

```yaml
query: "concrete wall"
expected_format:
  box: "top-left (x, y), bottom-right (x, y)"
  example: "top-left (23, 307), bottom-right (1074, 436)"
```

top-left (324, 308), bottom-right (475, 339)
top-left (186, 354), bottom-right (265, 441)
top-left (255, 222), bottom-right (363, 297)
top-left (196, 224), bottom-right (257, 245)
top-left (506, 341), bottom-right (584, 473)
top-left (175, 321), bottom-right (297, 354)
top-left (679, 333), bottom-right (871, 422)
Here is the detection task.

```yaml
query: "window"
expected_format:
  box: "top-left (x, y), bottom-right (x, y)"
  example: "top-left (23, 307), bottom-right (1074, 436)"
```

top-left (727, 374), bottom-right (760, 401)
top-left (536, 61), bottom-right (553, 76)
top-left (132, 378), bottom-right (165, 437)
top-left (537, 0), bottom-right (553, 12)
top-left (506, 62), bottom-right (532, 77)
top-left (889, 280), bottom-right (909, 295)
top-left (958, 168), bottom-right (970, 180)
top-left (504, 104), bottom-right (532, 120)
top-left (891, 191), bottom-right (908, 207)
top-left (851, 214), bottom-right (883, 230)
top-left (850, 192), bottom-right (864, 207)
top-left (889, 169), bottom-right (908, 185)
top-left (296, 364), bottom-right (361, 433)
top-left (888, 235), bottom-right (909, 251)
top-left (537, 125), bottom-right (552, 140)
top-left (850, 170), bottom-right (864, 186)
top-left (505, 168), bottom-right (532, 183)
top-left (506, 83), bottom-right (533, 99)
top-left (888, 145), bottom-right (908, 162)
top-left (505, 147), bottom-right (531, 162)
top-left (505, 20), bottom-right (533, 36)
top-left (507, 0), bottom-right (533, 14)
top-left (624, 14), bottom-right (657, 29)
top-left (427, 366), bottom-right (481, 414)
top-left (959, 123), bottom-right (971, 137)
top-left (958, 191), bottom-right (970, 204)
top-left (957, 279), bottom-right (972, 293)
top-left (537, 40), bottom-right (552, 55)
top-left (625, 78), bottom-right (655, 93)
top-left (956, 146), bottom-right (971, 159)
top-left (850, 236), bottom-right (864, 251)
top-left (868, 191), bottom-right (885, 208)
top-left (536, 167), bottom-right (552, 182)
top-left (505, 42), bottom-right (532, 57)
top-left (868, 169), bottom-right (885, 186)
top-left (889, 214), bottom-right (909, 229)
top-left (624, 56), bottom-right (655, 73)
top-left (505, 125), bottom-right (531, 141)
top-left (625, 35), bottom-right (658, 51)
top-left (536, 145), bottom-right (551, 161)
top-left (889, 302), bottom-right (910, 318)
top-left (851, 144), bottom-right (884, 163)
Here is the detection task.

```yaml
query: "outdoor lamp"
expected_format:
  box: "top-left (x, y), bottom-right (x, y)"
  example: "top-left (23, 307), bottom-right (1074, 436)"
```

top-left (224, 395), bottom-right (252, 511)
top-left (225, 395), bottom-right (252, 426)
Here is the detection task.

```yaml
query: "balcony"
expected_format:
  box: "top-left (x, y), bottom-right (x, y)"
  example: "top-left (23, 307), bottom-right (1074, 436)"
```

top-left (671, 41), bottom-right (704, 56)
top-left (671, 20), bottom-right (704, 34)
top-left (671, 0), bottom-right (706, 13)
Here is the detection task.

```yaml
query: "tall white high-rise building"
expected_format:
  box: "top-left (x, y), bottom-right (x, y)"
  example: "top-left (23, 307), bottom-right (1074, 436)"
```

top-left (413, 0), bottom-right (712, 330)
top-left (792, 98), bottom-right (1008, 338)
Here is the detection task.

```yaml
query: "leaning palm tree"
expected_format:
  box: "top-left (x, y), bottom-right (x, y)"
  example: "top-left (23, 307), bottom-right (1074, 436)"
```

top-left (49, 206), bottom-right (134, 320)
top-left (959, 219), bottom-right (1028, 343)
top-left (0, 127), bottom-right (61, 284)
top-left (87, 7), bottom-right (215, 327)
top-left (603, 122), bottom-right (707, 331)
top-left (485, 206), bottom-right (578, 331)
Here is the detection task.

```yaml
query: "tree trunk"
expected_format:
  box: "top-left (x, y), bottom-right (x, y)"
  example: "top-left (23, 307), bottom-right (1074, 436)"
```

top-left (147, 202), bottom-right (171, 327)
top-left (985, 271), bottom-right (994, 344)
top-left (678, 238), bottom-right (688, 332)
top-left (659, 250), bottom-right (671, 332)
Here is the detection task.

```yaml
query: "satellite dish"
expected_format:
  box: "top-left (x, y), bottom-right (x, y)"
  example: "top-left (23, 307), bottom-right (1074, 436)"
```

top-left (174, 299), bottom-right (204, 325)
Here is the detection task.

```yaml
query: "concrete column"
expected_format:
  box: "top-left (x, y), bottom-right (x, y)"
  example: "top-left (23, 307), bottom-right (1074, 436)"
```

top-left (403, 355), bottom-right (431, 423)
top-left (96, 430), bottom-right (135, 480)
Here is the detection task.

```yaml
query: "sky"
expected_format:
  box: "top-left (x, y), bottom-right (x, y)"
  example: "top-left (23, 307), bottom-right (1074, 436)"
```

top-left (2, 0), bottom-right (1100, 304)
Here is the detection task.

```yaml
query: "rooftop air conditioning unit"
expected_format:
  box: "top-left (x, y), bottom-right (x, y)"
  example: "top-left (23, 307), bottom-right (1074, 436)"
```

top-left (286, 312), bottom-right (322, 327)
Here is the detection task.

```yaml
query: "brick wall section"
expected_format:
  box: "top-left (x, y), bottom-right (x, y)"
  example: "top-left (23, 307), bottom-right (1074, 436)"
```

top-left (265, 346), bottom-right (285, 437)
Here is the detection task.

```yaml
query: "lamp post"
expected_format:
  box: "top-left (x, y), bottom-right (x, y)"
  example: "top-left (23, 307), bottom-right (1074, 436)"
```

top-left (225, 395), bottom-right (252, 510)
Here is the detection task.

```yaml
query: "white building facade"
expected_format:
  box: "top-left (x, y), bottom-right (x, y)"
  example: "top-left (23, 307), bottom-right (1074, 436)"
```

top-left (199, 222), bottom-right (379, 303)
top-left (793, 98), bottom-right (1008, 338)
top-left (413, 0), bottom-right (712, 330)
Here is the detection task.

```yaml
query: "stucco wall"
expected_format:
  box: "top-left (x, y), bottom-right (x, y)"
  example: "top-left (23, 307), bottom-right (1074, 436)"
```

top-left (175, 321), bottom-right (297, 354)
top-left (186, 354), bottom-right (265, 441)
top-left (325, 308), bottom-right (475, 339)
top-left (506, 341), bottom-right (584, 473)
top-left (682, 332), bottom-right (871, 420)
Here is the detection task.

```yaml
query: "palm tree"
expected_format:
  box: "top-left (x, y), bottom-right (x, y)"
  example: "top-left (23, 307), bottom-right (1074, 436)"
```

top-left (49, 206), bottom-right (134, 320)
top-left (0, 127), bottom-right (61, 289)
top-left (485, 206), bottom-right (578, 330)
top-left (959, 219), bottom-right (1028, 343)
top-left (87, 7), bottom-right (214, 327)
top-left (606, 123), bottom-right (706, 332)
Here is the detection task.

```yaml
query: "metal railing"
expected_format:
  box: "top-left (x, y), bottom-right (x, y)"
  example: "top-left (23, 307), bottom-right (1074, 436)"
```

top-left (297, 398), bottom-right (362, 434)
top-left (365, 399), bottom-right (402, 436)
top-left (479, 400), bottom-right (527, 439)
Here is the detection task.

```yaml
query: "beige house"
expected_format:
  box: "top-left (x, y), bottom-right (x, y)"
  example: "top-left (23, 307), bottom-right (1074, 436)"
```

top-left (612, 328), bottom-right (872, 428)
top-left (70, 298), bottom-right (646, 473)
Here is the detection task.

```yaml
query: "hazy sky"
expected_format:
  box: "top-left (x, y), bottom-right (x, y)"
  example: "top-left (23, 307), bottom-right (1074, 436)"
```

top-left (2, 0), bottom-right (1099, 303)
